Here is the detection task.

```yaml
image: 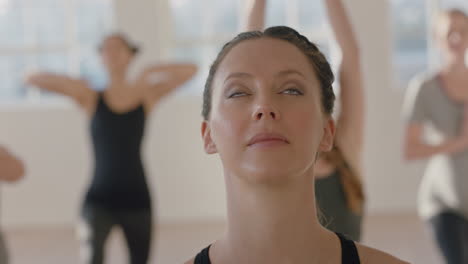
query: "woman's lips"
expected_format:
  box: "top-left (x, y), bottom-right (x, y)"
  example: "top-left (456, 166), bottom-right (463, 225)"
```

top-left (247, 133), bottom-right (290, 147)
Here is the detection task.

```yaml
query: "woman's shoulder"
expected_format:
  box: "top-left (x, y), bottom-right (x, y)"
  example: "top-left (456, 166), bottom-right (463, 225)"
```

top-left (408, 72), bottom-right (439, 92)
top-left (356, 243), bottom-right (411, 264)
top-left (404, 72), bottom-right (441, 110)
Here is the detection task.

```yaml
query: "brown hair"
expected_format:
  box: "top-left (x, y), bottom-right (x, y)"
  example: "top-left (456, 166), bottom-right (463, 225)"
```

top-left (442, 8), bottom-right (468, 18)
top-left (98, 33), bottom-right (140, 55)
top-left (321, 146), bottom-right (365, 214)
top-left (202, 26), bottom-right (335, 120)
top-left (435, 8), bottom-right (468, 29)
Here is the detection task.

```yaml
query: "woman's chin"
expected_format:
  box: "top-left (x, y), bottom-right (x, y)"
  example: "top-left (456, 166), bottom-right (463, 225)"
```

top-left (237, 163), bottom-right (310, 186)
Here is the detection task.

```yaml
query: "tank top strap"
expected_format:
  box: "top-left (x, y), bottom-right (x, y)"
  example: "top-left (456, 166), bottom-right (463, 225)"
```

top-left (194, 245), bottom-right (212, 264)
top-left (336, 232), bottom-right (361, 264)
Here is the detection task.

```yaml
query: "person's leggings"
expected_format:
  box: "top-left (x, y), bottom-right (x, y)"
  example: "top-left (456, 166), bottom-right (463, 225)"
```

top-left (0, 230), bottom-right (9, 264)
top-left (429, 211), bottom-right (468, 264)
top-left (78, 204), bottom-right (152, 264)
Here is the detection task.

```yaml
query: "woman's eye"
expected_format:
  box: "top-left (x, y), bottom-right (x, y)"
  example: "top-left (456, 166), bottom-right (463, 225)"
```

top-left (228, 91), bottom-right (249, 98)
top-left (281, 87), bottom-right (303, 95)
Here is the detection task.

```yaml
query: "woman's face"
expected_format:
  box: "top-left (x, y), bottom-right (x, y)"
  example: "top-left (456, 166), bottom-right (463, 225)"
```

top-left (100, 36), bottom-right (134, 73)
top-left (436, 13), bottom-right (468, 59)
top-left (202, 38), bottom-right (335, 185)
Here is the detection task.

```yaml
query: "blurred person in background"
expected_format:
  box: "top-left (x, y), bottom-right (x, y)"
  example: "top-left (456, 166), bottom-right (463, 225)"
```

top-left (26, 33), bottom-right (197, 264)
top-left (404, 8), bottom-right (468, 264)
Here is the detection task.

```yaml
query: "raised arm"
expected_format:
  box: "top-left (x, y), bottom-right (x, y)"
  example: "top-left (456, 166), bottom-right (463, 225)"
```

top-left (137, 63), bottom-right (197, 104)
top-left (244, 0), bottom-right (267, 31)
top-left (0, 146), bottom-right (25, 183)
top-left (25, 72), bottom-right (95, 108)
top-left (324, 0), bottom-right (364, 157)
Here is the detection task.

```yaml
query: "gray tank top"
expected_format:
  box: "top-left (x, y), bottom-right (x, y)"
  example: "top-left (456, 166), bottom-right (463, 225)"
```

top-left (404, 73), bottom-right (468, 220)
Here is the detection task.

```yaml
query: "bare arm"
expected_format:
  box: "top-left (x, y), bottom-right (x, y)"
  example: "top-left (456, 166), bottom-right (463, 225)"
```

top-left (137, 63), bottom-right (197, 102)
top-left (0, 146), bottom-right (25, 183)
top-left (245, 0), bottom-right (266, 31)
top-left (324, 0), bottom-right (364, 157)
top-left (26, 72), bottom-right (95, 108)
top-left (404, 123), bottom-right (468, 160)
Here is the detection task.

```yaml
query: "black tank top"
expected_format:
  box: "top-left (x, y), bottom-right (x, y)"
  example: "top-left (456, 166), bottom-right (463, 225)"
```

top-left (194, 233), bottom-right (360, 264)
top-left (84, 93), bottom-right (151, 210)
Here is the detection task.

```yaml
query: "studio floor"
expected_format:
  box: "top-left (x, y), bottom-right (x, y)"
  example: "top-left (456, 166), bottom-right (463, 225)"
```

top-left (5, 213), bottom-right (443, 264)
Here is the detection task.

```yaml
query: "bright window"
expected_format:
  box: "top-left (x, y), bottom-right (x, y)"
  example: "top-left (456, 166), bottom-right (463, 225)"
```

top-left (391, 0), bottom-right (468, 87)
top-left (0, 0), bottom-right (114, 101)
top-left (169, 0), bottom-right (330, 94)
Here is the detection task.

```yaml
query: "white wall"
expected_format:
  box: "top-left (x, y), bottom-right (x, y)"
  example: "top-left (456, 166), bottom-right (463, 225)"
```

top-left (347, 1), bottom-right (426, 213)
top-left (0, 0), bottom-right (427, 228)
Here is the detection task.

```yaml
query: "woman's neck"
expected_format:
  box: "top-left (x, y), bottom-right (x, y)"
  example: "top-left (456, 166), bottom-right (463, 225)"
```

top-left (107, 69), bottom-right (127, 88)
top-left (212, 168), bottom-right (337, 263)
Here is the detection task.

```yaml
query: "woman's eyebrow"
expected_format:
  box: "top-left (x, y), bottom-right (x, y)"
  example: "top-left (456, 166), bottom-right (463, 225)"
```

top-left (223, 72), bottom-right (253, 84)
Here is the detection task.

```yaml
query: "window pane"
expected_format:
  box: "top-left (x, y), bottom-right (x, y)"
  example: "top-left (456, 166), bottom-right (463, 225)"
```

top-left (298, 0), bottom-right (326, 30)
top-left (0, 6), bottom-right (25, 46)
top-left (170, 43), bottom-right (221, 94)
top-left (80, 48), bottom-right (108, 91)
top-left (22, 0), bottom-right (63, 8)
top-left (211, 0), bottom-right (239, 35)
top-left (266, 0), bottom-right (287, 27)
top-left (0, 0), bottom-right (67, 47)
top-left (0, 55), bottom-right (29, 100)
top-left (170, 0), bottom-right (239, 41)
top-left (315, 40), bottom-right (331, 60)
top-left (391, 0), bottom-right (428, 86)
top-left (0, 0), bottom-right (114, 100)
top-left (169, 0), bottom-right (332, 94)
top-left (36, 52), bottom-right (69, 97)
top-left (170, 0), bottom-right (204, 40)
top-left (28, 6), bottom-right (67, 46)
top-left (37, 52), bottom-right (68, 73)
top-left (76, 0), bottom-right (115, 45)
top-left (76, 0), bottom-right (114, 91)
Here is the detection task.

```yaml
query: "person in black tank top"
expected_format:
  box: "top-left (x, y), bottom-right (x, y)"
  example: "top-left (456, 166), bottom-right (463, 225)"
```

top-left (79, 93), bottom-right (152, 264)
top-left (85, 93), bottom-right (149, 211)
top-left (241, 0), bottom-right (365, 245)
top-left (243, 0), bottom-right (367, 245)
top-left (26, 33), bottom-right (197, 264)
top-left (184, 1), bottom-right (406, 263)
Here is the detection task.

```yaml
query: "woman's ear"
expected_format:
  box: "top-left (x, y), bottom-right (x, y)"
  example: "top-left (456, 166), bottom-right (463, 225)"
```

top-left (201, 121), bottom-right (218, 154)
top-left (319, 118), bottom-right (336, 152)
